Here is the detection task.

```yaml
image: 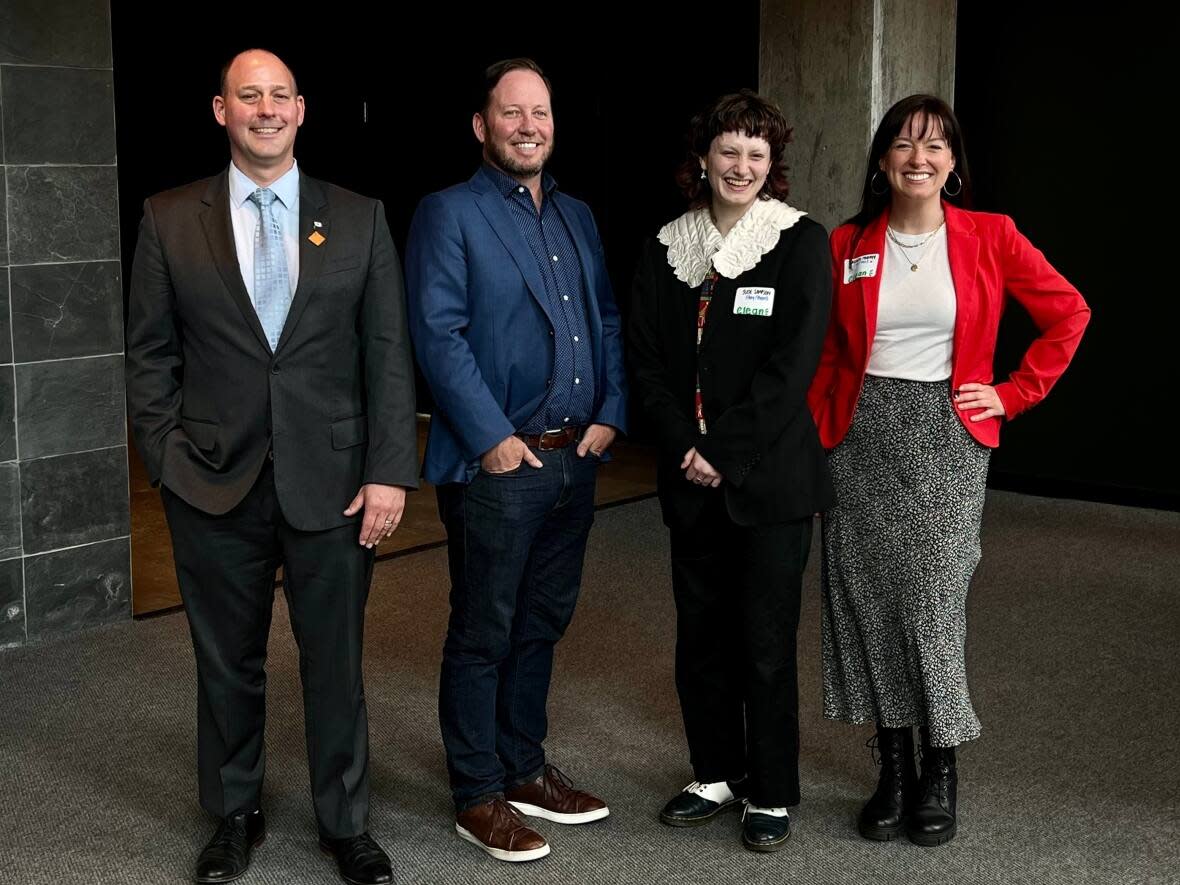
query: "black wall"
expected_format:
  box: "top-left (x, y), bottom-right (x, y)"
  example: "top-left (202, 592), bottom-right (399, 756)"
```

top-left (956, 5), bottom-right (1175, 508)
top-left (111, 4), bottom-right (760, 338)
top-left (112, 4), bottom-right (760, 444)
top-left (113, 4), bottom-right (1174, 509)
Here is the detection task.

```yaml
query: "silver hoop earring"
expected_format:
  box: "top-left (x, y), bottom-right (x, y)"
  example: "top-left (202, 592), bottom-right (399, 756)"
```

top-left (870, 170), bottom-right (889, 196)
top-left (942, 170), bottom-right (963, 197)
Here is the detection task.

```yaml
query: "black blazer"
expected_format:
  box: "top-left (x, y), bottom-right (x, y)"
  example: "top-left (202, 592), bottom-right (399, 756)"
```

top-left (628, 215), bottom-right (834, 529)
top-left (125, 169), bottom-right (419, 531)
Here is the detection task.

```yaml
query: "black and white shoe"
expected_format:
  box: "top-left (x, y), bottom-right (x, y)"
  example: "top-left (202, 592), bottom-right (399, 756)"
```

top-left (659, 779), bottom-right (746, 827)
top-left (741, 803), bottom-right (791, 852)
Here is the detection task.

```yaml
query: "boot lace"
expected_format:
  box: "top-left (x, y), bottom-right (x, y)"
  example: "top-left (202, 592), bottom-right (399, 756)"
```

top-left (918, 749), bottom-right (954, 807)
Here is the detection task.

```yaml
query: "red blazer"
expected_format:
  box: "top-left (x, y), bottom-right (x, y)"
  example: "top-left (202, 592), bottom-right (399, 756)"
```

top-left (807, 204), bottom-right (1090, 449)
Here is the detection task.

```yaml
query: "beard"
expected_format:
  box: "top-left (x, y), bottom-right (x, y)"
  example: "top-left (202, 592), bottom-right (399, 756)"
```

top-left (485, 137), bottom-right (553, 178)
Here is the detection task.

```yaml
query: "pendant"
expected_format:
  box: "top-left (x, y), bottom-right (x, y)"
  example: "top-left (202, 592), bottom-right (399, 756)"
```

top-left (910, 264), bottom-right (918, 272)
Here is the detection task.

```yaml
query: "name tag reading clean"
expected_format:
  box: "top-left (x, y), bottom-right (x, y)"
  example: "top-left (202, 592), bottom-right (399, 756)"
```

top-left (733, 286), bottom-right (775, 316)
top-left (844, 254), bottom-right (879, 283)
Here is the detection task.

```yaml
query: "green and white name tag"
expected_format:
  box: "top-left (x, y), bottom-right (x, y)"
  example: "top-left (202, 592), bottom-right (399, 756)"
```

top-left (733, 286), bottom-right (775, 316)
top-left (844, 254), bottom-right (879, 283)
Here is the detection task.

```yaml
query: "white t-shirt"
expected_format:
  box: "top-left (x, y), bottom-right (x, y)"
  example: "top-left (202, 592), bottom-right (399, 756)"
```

top-left (866, 225), bottom-right (956, 381)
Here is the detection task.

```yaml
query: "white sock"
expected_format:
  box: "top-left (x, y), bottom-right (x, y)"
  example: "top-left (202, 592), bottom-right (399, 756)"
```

top-left (684, 780), bottom-right (735, 804)
top-left (746, 803), bottom-right (789, 817)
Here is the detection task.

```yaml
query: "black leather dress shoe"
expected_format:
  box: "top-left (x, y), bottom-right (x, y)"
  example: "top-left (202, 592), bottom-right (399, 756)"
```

top-left (659, 780), bottom-right (746, 827)
top-left (195, 809), bottom-right (265, 883)
top-left (319, 832), bottom-right (394, 885)
top-left (741, 807), bottom-right (791, 852)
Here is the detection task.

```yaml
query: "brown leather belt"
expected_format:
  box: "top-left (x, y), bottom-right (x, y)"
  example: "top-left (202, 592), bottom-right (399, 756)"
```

top-left (514, 426), bottom-right (583, 451)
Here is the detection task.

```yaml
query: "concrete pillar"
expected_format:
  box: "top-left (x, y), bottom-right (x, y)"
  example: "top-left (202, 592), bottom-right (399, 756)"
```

top-left (760, 0), bottom-right (957, 230)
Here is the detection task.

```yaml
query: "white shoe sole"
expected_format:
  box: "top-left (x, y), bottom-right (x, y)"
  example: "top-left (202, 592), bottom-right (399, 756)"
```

top-left (455, 824), bottom-right (551, 862)
top-left (507, 801), bottom-right (611, 825)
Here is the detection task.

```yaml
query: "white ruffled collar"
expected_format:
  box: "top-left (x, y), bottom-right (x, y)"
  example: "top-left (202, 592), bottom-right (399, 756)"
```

top-left (657, 198), bottom-right (807, 288)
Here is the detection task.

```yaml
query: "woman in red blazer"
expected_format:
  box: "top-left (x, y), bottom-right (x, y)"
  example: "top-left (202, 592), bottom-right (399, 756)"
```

top-left (806, 95), bottom-right (1089, 847)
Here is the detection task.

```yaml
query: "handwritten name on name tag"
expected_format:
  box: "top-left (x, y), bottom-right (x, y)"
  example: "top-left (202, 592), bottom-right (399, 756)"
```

top-left (733, 286), bottom-right (775, 316)
top-left (844, 254), bottom-right (879, 283)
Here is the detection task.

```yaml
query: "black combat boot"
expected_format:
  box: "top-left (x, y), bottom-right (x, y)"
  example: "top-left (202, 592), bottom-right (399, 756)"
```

top-left (906, 726), bottom-right (957, 846)
top-left (857, 724), bottom-right (917, 841)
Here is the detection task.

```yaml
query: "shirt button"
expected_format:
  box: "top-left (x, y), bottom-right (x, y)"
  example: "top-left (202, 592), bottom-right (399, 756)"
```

top-left (552, 255), bottom-right (559, 262)
top-left (563, 295), bottom-right (569, 301)
top-left (573, 335), bottom-right (579, 342)
top-left (574, 377), bottom-right (581, 384)
top-left (518, 186), bottom-right (525, 193)
top-left (563, 417), bottom-right (570, 423)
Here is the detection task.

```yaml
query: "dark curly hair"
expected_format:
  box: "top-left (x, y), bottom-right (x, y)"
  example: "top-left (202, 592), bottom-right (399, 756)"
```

top-left (675, 90), bottom-right (792, 208)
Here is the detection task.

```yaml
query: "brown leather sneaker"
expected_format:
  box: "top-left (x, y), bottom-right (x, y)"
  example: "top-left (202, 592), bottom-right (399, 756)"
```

top-left (455, 798), bottom-right (550, 862)
top-left (505, 764), bottom-right (610, 824)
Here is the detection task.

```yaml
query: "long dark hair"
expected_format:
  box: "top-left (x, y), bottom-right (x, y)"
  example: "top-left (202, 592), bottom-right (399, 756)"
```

top-left (847, 94), bottom-right (972, 228)
top-left (675, 90), bottom-right (792, 208)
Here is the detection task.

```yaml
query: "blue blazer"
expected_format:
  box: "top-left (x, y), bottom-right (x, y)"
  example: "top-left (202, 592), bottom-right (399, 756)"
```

top-left (406, 169), bottom-right (628, 485)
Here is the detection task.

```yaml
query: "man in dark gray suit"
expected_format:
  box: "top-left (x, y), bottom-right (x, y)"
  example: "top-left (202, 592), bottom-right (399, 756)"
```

top-left (125, 49), bottom-right (416, 885)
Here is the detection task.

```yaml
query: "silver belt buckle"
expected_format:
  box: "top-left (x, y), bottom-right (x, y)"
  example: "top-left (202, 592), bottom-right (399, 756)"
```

top-left (538, 428), bottom-right (567, 450)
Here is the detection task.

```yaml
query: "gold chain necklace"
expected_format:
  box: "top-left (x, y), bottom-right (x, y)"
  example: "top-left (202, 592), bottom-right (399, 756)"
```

top-left (886, 222), bottom-right (944, 272)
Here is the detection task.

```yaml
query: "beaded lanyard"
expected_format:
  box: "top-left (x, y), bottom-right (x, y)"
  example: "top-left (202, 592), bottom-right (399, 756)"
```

top-left (694, 271), bottom-right (718, 434)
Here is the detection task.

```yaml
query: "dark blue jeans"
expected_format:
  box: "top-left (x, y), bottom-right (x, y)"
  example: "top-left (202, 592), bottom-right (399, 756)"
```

top-left (436, 446), bottom-right (598, 810)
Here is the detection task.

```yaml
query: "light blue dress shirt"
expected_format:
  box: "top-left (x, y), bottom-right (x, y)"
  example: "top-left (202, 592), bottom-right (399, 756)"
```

top-left (228, 160), bottom-right (301, 303)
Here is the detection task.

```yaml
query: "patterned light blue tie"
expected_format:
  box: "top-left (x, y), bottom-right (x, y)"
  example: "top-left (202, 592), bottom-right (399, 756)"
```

top-left (248, 187), bottom-right (292, 351)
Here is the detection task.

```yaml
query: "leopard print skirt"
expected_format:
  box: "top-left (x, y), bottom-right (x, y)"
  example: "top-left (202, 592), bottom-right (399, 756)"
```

top-left (820, 375), bottom-right (990, 747)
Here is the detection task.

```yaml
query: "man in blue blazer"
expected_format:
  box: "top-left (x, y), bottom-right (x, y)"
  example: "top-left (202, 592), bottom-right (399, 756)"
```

top-left (405, 58), bottom-right (627, 862)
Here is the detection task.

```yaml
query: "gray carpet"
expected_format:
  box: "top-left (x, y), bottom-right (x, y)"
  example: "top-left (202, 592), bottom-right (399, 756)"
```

top-left (1, 491), bottom-right (1177, 884)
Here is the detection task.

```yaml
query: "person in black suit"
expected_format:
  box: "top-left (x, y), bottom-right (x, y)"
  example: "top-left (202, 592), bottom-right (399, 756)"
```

top-left (125, 49), bottom-right (417, 885)
top-left (628, 91), bottom-right (833, 852)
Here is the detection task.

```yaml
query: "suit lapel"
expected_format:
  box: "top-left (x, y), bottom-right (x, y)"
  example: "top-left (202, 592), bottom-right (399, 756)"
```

top-left (944, 204), bottom-right (979, 366)
top-left (854, 212), bottom-right (889, 349)
top-left (471, 176), bottom-right (555, 327)
top-left (198, 171), bottom-right (271, 352)
top-left (275, 174), bottom-right (329, 354)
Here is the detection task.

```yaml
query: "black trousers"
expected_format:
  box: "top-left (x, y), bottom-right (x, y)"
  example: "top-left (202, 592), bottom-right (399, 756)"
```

top-left (668, 495), bottom-right (812, 807)
top-left (161, 461), bottom-right (375, 838)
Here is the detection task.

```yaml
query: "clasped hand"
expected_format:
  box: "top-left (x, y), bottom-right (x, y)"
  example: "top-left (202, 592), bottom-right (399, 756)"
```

top-left (681, 447), bottom-right (722, 488)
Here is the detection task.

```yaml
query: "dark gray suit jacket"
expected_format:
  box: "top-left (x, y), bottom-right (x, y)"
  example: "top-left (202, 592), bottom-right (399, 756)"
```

top-left (126, 168), bottom-right (419, 531)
